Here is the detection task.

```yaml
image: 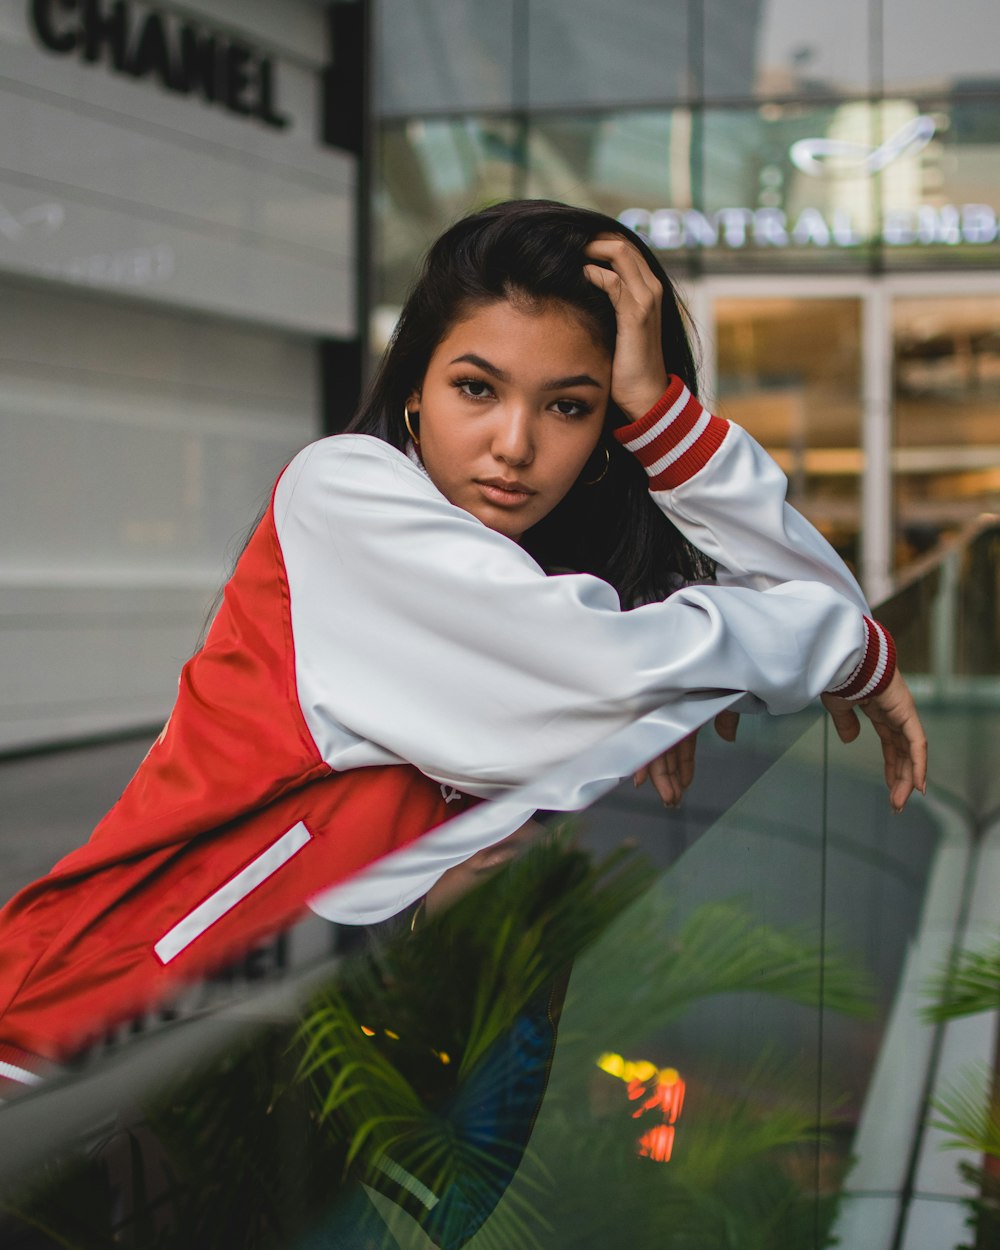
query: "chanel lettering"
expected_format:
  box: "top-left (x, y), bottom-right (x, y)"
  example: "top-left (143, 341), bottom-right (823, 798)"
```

top-left (29, 0), bottom-right (290, 129)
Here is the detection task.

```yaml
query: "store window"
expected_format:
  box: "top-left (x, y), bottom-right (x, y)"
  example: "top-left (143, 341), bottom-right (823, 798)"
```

top-left (713, 297), bottom-right (863, 567)
top-left (892, 295), bottom-right (1000, 566)
top-left (617, 104), bottom-right (881, 273)
top-left (372, 118), bottom-right (521, 349)
top-left (526, 111), bottom-right (682, 216)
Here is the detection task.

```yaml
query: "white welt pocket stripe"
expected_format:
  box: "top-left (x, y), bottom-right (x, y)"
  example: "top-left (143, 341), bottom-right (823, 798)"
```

top-left (154, 821), bottom-right (312, 965)
top-left (0, 1061), bottom-right (42, 1087)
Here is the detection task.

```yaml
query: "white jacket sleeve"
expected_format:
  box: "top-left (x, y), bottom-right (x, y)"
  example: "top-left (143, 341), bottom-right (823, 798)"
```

top-left (273, 435), bottom-right (891, 799)
top-left (613, 376), bottom-right (870, 611)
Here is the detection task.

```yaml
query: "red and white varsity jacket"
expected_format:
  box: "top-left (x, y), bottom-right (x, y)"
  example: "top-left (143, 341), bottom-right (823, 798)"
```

top-left (93, 377), bottom-right (894, 921)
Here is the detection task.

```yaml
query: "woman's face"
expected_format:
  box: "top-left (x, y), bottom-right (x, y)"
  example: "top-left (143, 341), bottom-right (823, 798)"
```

top-left (408, 299), bottom-right (611, 541)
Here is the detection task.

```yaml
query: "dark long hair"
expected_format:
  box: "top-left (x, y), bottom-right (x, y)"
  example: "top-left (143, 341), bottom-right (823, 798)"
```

top-left (347, 200), bottom-right (714, 606)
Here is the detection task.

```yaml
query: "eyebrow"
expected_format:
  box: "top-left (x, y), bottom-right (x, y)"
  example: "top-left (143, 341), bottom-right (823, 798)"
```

top-left (449, 353), bottom-right (603, 390)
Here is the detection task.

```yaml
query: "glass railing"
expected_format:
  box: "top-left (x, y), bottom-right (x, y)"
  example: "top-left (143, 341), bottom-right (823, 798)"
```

top-left (2, 522), bottom-right (998, 1250)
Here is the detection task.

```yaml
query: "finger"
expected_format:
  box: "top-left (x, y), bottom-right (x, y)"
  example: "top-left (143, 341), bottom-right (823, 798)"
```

top-left (677, 731), bottom-right (697, 790)
top-left (648, 753), bottom-right (681, 808)
top-left (582, 262), bottom-right (625, 308)
top-left (871, 717), bottom-right (913, 811)
top-left (584, 237), bottom-right (661, 299)
top-left (894, 716), bottom-right (927, 808)
top-left (906, 717), bottom-right (928, 795)
top-left (854, 671), bottom-right (928, 809)
top-left (582, 260), bottom-right (657, 330)
top-left (633, 765), bottom-right (648, 788)
top-left (714, 710), bottom-right (739, 742)
top-left (830, 704), bottom-right (861, 744)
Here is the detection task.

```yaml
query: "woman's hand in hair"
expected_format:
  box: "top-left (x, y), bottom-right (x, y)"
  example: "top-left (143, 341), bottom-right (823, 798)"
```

top-left (821, 670), bottom-right (928, 812)
top-left (583, 234), bottom-right (669, 421)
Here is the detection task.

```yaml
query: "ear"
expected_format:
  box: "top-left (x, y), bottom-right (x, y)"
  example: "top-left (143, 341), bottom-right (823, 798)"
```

top-left (405, 386), bottom-right (421, 411)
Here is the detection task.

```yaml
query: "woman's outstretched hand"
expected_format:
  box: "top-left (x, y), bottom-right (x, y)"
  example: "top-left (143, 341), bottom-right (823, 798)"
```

top-left (821, 670), bottom-right (928, 812)
top-left (634, 674), bottom-right (928, 813)
top-left (583, 234), bottom-right (668, 420)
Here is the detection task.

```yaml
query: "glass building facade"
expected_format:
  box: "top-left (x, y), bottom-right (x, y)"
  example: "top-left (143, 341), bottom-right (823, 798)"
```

top-left (372, 0), bottom-right (1000, 601)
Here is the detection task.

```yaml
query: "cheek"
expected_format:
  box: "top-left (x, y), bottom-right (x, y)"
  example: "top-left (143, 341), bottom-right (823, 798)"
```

top-left (562, 425), bottom-right (605, 476)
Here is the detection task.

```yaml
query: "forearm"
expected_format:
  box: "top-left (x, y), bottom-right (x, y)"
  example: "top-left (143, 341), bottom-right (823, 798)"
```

top-left (276, 436), bottom-right (893, 798)
top-left (614, 376), bottom-right (871, 614)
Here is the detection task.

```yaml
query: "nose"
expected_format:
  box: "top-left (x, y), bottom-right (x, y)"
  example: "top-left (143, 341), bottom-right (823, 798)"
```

top-left (491, 403), bottom-right (534, 467)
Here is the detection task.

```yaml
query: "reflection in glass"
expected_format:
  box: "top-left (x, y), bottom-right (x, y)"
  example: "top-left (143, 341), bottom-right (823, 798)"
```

top-left (375, 0), bottom-right (516, 117)
top-left (879, 99), bottom-right (1000, 269)
top-left (714, 296), bottom-right (863, 567)
top-left (2, 821), bottom-right (877, 1249)
top-left (526, 111), bottom-right (682, 216)
top-left (882, 0), bottom-right (1000, 96)
top-left (372, 119), bottom-right (520, 350)
top-left (703, 0), bottom-right (871, 100)
top-left (524, 0), bottom-right (690, 109)
top-left (694, 104), bottom-right (879, 270)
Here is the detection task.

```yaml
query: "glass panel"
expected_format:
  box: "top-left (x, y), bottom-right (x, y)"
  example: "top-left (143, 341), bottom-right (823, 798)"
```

top-left (5, 512), bottom-right (998, 1248)
top-left (525, 0), bottom-right (691, 108)
top-left (8, 512), bottom-right (998, 1244)
top-left (372, 118), bottom-right (520, 349)
top-left (882, 0), bottom-right (1000, 95)
top-left (878, 98), bottom-right (1000, 271)
top-left (714, 297), bottom-right (864, 568)
top-left (0, 708), bottom-right (838, 1247)
top-left (525, 110), bottom-right (683, 217)
top-left (892, 295), bottom-right (1000, 570)
top-left (704, 0), bottom-right (872, 100)
top-left (374, 0), bottom-right (516, 116)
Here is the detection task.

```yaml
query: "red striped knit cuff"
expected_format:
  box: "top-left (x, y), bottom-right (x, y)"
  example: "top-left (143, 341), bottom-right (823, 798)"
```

top-left (613, 376), bottom-right (729, 490)
top-left (0, 1041), bottom-right (49, 1099)
top-left (826, 617), bottom-right (897, 702)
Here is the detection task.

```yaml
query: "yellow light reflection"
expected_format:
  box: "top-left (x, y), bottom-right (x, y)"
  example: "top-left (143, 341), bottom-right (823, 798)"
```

top-left (597, 1051), bottom-right (686, 1163)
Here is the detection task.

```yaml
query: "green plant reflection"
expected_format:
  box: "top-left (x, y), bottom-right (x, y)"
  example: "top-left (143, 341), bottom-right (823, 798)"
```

top-left (2, 827), bottom-right (873, 1249)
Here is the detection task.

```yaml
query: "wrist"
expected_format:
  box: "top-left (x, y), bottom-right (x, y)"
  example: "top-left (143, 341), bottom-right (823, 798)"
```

top-left (826, 617), bottom-right (896, 702)
top-left (618, 375), bottom-right (670, 423)
top-left (613, 377), bottom-right (729, 490)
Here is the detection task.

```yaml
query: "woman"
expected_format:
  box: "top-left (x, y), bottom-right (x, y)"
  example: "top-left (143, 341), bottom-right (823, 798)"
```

top-left (0, 200), bottom-right (926, 1093)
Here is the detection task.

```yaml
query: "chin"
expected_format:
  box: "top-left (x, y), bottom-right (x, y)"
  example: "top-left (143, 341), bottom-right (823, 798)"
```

top-left (469, 506), bottom-right (532, 541)
top-left (484, 520), bottom-right (527, 542)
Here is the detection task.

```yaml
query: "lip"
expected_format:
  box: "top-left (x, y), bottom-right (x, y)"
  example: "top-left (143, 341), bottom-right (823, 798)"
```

top-left (475, 477), bottom-right (537, 506)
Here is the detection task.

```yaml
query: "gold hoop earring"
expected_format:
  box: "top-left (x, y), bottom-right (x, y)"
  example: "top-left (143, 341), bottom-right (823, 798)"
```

top-left (403, 405), bottom-right (420, 446)
top-left (582, 446), bottom-right (610, 486)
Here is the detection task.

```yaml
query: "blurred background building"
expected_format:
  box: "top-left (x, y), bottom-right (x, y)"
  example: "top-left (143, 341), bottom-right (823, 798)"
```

top-left (2, 0), bottom-right (999, 747)
top-left (373, 0), bottom-right (1000, 607)
top-left (1, 0), bottom-right (362, 750)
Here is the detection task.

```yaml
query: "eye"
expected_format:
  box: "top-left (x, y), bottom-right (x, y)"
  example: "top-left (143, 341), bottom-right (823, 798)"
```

top-left (454, 377), bottom-right (494, 400)
top-left (552, 398), bottom-right (592, 419)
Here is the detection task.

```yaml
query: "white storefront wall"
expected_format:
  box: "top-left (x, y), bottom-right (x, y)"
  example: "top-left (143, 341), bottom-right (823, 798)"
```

top-left (0, 0), bottom-right (356, 751)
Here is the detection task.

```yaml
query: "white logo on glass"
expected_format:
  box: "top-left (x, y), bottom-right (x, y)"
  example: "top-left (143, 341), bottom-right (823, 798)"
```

top-left (0, 202), bottom-right (64, 241)
top-left (790, 115), bottom-right (936, 178)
